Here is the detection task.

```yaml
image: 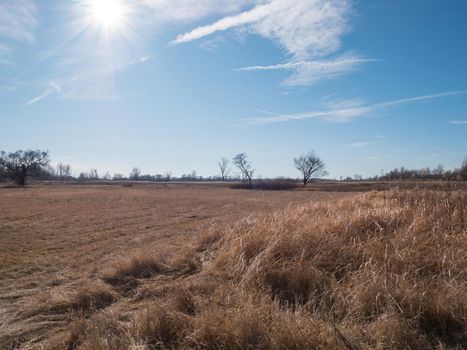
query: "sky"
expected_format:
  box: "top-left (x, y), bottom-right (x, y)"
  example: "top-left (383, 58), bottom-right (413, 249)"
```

top-left (1, 0), bottom-right (466, 179)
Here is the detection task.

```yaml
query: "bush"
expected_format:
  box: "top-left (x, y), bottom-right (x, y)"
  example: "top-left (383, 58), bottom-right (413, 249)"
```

top-left (230, 179), bottom-right (298, 191)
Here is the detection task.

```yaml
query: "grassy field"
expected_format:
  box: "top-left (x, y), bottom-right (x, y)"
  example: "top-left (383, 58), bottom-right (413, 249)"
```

top-left (0, 183), bottom-right (465, 349)
top-left (0, 183), bottom-right (353, 349)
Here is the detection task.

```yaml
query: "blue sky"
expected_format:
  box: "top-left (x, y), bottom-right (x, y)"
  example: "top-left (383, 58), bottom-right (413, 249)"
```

top-left (1, 0), bottom-right (466, 179)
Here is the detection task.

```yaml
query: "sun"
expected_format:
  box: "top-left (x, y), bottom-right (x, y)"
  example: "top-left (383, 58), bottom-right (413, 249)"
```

top-left (88, 0), bottom-right (126, 31)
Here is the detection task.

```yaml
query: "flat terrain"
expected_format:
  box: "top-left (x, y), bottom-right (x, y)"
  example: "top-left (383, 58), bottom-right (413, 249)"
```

top-left (0, 183), bottom-right (355, 348)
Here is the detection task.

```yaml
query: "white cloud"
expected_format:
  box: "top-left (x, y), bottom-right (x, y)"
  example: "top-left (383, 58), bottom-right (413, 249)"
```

top-left (375, 91), bottom-right (467, 109)
top-left (449, 120), bottom-right (467, 124)
top-left (173, 0), bottom-right (350, 59)
top-left (173, 1), bottom-right (283, 44)
top-left (172, 0), bottom-right (362, 85)
top-left (236, 55), bottom-right (377, 86)
top-left (0, 43), bottom-right (12, 64)
top-left (0, 0), bottom-right (37, 42)
top-left (0, 0), bottom-right (37, 63)
top-left (0, 43), bottom-right (10, 55)
top-left (55, 50), bottom-right (153, 101)
top-left (25, 81), bottom-right (61, 106)
top-left (140, 0), bottom-right (255, 23)
top-left (248, 90), bottom-right (467, 124)
top-left (346, 141), bottom-right (374, 148)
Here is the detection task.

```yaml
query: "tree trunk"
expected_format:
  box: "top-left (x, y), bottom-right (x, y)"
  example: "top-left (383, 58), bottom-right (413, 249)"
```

top-left (16, 165), bottom-right (27, 186)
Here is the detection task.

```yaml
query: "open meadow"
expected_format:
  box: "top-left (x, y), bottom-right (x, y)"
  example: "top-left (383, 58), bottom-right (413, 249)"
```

top-left (0, 182), bottom-right (466, 349)
top-left (0, 183), bottom-right (353, 349)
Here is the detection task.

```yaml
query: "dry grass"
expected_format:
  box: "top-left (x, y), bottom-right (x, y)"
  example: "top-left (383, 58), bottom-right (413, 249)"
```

top-left (1, 184), bottom-right (465, 349)
top-left (180, 189), bottom-right (465, 350)
top-left (0, 183), bottom-right (349, 349)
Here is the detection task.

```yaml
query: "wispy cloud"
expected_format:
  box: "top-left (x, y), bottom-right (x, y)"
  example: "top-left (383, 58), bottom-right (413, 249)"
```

top-left (375, 91), bottom-right (467, 108)
top-left (140, 0), bottom-right (254, 24)
top-left (25, 81), bottom-right (62, 106)
top-left (236, 55), bottom-right (378, 86)
top-left (0, 0), bottom-right (37, 63)
top-left (448, 120), bottom-right (467, 124)
top-left (173, 0), bottom-right (349, 59)
top-left (0, 0), bottom-right (37, 42)
top-left (173, 0), bottom-right (365, 85)
top-left (0, 43), bottom-right (12, 64)
top-left (346, 141), bottom-right (374, 148)
top-left (248, 90), bottom-right (467, 125)
top-left (173, 1), bottom-right (283, 45)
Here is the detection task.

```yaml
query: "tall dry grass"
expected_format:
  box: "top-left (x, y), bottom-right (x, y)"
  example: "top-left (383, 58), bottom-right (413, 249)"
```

top-left (49, 189), bottom-right (466, 349)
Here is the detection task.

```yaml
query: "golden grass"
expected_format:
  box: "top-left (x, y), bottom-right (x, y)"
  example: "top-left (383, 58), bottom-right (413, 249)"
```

top-left (1, 184), bottom-right (349, 349)
top-left (1, 185), bottom-right (465, 349)
top-left (44, 189), bottom-right (467, 350)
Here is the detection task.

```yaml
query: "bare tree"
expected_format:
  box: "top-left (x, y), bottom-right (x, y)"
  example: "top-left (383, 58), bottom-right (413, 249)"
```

top-left (218, 157), bottom-right (230, 181)
top-left (233, 153), bottom-right (255, 185)
top-left (0, 150), bottom-right (50, 186)
top-left (56, 163), bottom-right (72, 181)
top-left (293, 151), bottom-right (327, 186)
top-left (88, 169), bottom-right (99, 180)
top-left (129, 167), bottom-right (141, 181)
top-left (434, 164), bottom-right (444, 176)
top-left (461, 158), bottom-right (467, 181)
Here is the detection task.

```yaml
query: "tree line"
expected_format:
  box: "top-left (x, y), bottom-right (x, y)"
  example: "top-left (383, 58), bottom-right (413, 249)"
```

top-left (1, 149), bottom-right (466, 186)
top-left (375, 164), bottom-right (467, 182)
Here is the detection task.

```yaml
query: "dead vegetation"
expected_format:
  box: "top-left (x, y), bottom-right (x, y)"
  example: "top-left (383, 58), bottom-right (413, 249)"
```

top-left (1, 185), bottom-right (465, 349)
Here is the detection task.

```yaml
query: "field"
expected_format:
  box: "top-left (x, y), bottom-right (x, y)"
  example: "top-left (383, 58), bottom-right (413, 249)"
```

top-left (0, 182), bottom-right (466, 349)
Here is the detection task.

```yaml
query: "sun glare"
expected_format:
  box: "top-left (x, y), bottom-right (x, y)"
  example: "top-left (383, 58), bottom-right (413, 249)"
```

top-left (88, 0), bottom-right (126, 30)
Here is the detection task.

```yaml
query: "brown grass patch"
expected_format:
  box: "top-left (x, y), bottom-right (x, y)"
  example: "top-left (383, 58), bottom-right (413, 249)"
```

top-left (133, 304), bottom-right (192, 349)
top-left (2, 185), bottom-right (465, 349)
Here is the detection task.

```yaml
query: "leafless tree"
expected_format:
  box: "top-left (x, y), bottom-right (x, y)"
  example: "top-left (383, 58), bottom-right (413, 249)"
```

top-left (293, 151), bottom-right (327, 186)
top-left (461, 158), bottom-right (467, 181)
top-left (218, 157), bottom-right (230, 181)
top-left (56, 163), bottom-right (72, 181)
top-left (0, 150), bottom-right (49, 186)
top-left (233, 153), bottom-right (254, 185)
top-left (433, 164), bottom-right (444, 176)
top-left (129, 167), bottom-right (141, 181)
top-left (88, 169), bottom-right (99, 180)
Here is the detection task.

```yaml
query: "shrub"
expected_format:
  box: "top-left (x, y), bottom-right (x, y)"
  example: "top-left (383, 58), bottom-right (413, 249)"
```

top-left (230, 179), bottom-right (298, 191)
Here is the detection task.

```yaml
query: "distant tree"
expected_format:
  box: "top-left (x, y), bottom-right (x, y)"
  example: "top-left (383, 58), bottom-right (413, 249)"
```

top-left (129, 167), bottom-right (141, 181)
top-left (0, 165), bottom-right (7, 182)
top-left (233, 153), bottom-right (254, 185)
top-left (218, 157), bottom-right (230, 182)
top-left (354, 174), bottom-right (363, 181)
top-left (293, 151), bottom-right (327, 186)
top-left (113, 173), bottom-right (125, 181)
top-left (56, 163), bottom-right (72, 181)
top-left (78, 172), bottom-right (88, 181)
top-left (433, 164), bottom-right (444, 177)
top-left (103, 172), bottom-right (112, 181)
top-left (461, 158), bottom-right (467, 181)
top-left (88, 169), bottom-right (99, 180)
top-left (0, 150), bottom-right (50, 186)
top-left (164, 171), bottom-right (172, 182)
